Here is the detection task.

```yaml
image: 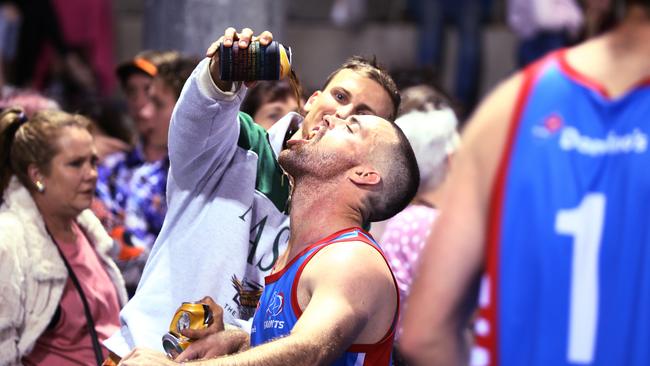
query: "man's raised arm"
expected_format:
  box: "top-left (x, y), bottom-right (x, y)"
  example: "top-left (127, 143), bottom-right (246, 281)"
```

top-left (168, 28), bottom-right (274, 187)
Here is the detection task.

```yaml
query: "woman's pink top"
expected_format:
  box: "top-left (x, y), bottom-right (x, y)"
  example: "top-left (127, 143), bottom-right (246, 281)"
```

top-left (379, 204), bottom-right (439, 338)
top-left (23, 223), bottom-right (120, 365)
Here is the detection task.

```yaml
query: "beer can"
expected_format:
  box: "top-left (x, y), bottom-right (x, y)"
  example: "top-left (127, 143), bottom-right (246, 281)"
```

top-left (161, 302), bottom-right (213, 358)
top-left (219, 40), bottom-right (292, 81)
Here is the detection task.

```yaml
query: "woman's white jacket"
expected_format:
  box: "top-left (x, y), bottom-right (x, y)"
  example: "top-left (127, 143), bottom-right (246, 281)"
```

top-left (0, 177), bottom-right (127, 365)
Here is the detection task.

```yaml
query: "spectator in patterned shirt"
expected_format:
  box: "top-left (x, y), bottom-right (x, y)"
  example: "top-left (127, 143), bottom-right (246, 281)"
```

top-left (378, 85), bottom-right (460, 341)
top-left (94, 51), bottom-right (191, 295)
top-left (95, 50), bottom-right (180, 229)
top-left (122, 56), bottom-right (198, 252)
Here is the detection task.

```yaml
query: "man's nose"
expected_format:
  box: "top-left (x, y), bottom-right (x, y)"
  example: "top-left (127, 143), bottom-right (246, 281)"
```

top-left (323, 115), bottom-right (345, 129)
top-left (87, 163), bottom-right (98, 182)
top-left (139, 102), bottom-right (154, 120)
top-left (334, 104), bottom-right (355, 119)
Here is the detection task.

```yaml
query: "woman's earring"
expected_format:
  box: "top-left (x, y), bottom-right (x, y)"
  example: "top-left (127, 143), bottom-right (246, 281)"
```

top-left (35, 181), bottom-right (45, 193)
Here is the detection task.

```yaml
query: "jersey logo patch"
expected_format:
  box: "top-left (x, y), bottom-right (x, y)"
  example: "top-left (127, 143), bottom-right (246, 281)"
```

top-left (532, 113), bottom-right (564, 138)
top-left (266, 291), bottom-right (285, 317)
top-left (544, 114), bottom-right (564, 133)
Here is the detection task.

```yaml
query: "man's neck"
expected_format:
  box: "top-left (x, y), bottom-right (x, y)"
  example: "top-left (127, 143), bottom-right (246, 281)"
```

top-left (567, 11), bottom-right (650, 98)
top-left (284, 177), bottom-right (363, 263)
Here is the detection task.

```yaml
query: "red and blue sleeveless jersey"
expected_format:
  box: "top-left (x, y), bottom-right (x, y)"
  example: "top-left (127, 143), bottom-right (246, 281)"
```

top-left (250, 227), bottom-right (398, 365)
top-left (473, 50), bottom-right (650, 366)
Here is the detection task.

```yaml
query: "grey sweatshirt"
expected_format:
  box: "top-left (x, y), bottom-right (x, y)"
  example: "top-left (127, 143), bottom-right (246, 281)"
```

top-left (105, 58), bottom-right (294, 356)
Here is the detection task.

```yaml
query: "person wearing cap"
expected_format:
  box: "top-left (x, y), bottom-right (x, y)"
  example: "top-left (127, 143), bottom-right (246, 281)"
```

top-left (121, 55), bottom-right (198, 253)
top-left (116, 54), bottom-right (158, 146)
top-left (95, 51), bottom-right (179, 225)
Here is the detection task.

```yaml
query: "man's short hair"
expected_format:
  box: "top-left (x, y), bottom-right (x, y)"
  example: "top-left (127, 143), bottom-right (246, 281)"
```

top-left (364, 122), bottom-right (420, 222)
top-left (156, 56), bottom-right (200, 100)
top-left (322, 56), bottom-right (401, 121)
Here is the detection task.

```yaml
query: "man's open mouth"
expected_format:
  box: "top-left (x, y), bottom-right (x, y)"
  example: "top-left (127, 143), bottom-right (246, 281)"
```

top-left (307, 125), bottom-right (322, 140)
top-left (286, 122), bottom-right (326, 148)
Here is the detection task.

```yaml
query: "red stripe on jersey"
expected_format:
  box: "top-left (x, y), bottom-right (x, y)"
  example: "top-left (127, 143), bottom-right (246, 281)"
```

top-left (266, 228), bottom-right (364, 284)
top-left (557, 48), bottom-right (650, 99)
top-left (557, 49), bottom-right (610, 98)
top-left (288, 228), bottom-right (398, 365)
top-left (479, 53), bottom-right (548, 366)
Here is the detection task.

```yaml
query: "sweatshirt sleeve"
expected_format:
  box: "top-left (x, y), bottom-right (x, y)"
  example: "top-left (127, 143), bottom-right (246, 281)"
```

top-left (168, 58), bottom-right (247, 188)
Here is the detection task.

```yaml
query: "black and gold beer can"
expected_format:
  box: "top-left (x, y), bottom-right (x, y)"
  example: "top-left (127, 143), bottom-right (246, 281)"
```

top-left (219, 40), bottom-right (292, 81)
top-left (161, 302), bottom-right (213, 358)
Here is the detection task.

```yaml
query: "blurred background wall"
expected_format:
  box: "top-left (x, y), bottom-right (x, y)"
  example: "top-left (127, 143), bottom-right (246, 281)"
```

top-left (113, 0), bottom-right (515, 102)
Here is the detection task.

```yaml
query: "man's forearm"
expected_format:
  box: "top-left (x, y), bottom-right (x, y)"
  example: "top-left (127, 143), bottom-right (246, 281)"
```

top-left (402, 330), bottom-right (470, 366)
top-left (185, 336), bottom-right (332, 366)
top-left (168, 58), bottom-right (243, 184)
top-left (401, 314), bottom-right (474, 366)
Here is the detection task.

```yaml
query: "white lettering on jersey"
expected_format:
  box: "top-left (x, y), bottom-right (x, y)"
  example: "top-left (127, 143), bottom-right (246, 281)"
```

top-left (263, 319), bottom-right (285, 330)
top-left (559, 127), bottom-right (647, 156)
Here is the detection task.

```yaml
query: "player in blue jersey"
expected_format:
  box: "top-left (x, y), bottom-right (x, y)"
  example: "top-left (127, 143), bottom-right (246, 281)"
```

top-left (120, 114), bottom-right (419, 365)
top-left (401, 1), bottom-right (650, 365)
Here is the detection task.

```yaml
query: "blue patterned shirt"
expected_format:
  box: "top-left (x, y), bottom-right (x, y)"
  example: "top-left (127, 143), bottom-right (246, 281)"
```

top-left (95, 146), bottom-right (146, 221)
top-left (124, 157), bottom-right (169, 249)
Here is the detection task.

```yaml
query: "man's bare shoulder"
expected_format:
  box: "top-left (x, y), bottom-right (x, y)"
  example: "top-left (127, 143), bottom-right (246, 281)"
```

top-left (307, 240), bottom-right (393, 282)
top-left (453, 71), bottom-right (526, 203)
top-left (297, 238), bottom-right (395, 304)
top-left (297, 239), bottom-right (397, 344)
top-left (464, 71), bottom-right (524, 157)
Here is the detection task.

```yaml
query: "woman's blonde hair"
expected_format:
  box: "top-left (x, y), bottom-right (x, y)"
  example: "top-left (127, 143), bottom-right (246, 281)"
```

top-left (0, 108), bottom-right (92, 198)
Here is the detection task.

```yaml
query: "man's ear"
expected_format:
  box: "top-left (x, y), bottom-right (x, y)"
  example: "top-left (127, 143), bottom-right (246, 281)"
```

top-left (348, 166), bottom-right (381, 186)
top-left (303, 91), bottom-right (321, 113)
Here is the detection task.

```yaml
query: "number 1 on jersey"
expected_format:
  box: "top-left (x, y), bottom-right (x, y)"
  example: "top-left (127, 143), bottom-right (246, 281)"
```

top-left (555, 193), bottom-right (606, 364)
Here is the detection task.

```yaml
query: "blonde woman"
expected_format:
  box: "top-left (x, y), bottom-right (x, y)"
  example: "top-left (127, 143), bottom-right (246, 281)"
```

top-left (0, 108), bottom-right (127, 365)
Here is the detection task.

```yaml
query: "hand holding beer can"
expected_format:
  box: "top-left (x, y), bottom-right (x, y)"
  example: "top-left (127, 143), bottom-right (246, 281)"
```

top-left (219, 40), bottom-right (292, 81)
top-left (161, 302), bottom-right (213, 359)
